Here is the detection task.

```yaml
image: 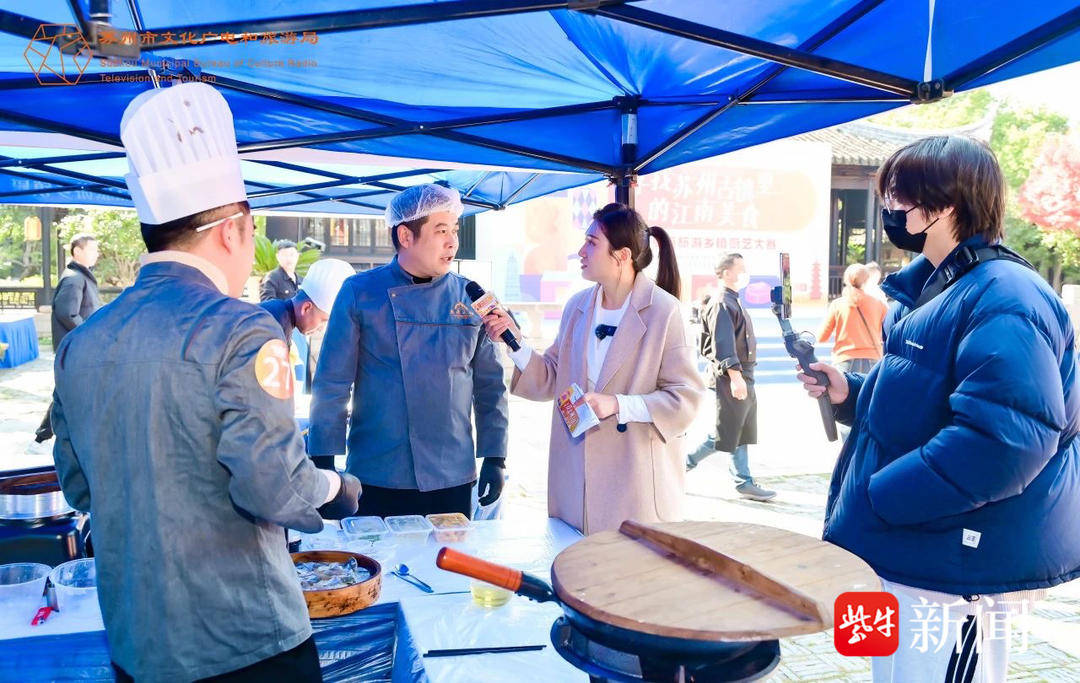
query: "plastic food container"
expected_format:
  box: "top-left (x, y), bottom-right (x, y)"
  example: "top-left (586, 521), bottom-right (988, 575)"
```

top-left (0, 563), bottom-right (50, 618)
top-left (341, 516), bottom-right (389, 542)
top-left (384, 515), bottom-right (433, 545)
top-left (425, 513), bottom-right (472, 543)
top-left (49, 558), bottom-right (98, 612)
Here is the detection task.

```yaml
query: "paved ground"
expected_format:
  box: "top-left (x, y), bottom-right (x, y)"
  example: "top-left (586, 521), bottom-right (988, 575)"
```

top-left (3, 328), bottom-right (1079, 681)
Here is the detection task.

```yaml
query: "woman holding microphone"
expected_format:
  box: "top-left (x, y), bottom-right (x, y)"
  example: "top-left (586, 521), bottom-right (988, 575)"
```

top-left (483, 203), bottom-right (703, 534)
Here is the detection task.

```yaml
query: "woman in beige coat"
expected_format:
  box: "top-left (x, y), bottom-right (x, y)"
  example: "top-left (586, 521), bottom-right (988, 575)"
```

top-left (483, 203), bottom-right (704, 534)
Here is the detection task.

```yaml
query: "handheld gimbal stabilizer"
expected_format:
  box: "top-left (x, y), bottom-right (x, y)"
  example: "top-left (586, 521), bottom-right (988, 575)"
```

top-left (769, 253), bottom-right (838, 442)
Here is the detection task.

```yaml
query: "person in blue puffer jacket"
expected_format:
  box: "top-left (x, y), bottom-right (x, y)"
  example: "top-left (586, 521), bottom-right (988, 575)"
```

top-left (799, 135), bottom-right (1080, 682)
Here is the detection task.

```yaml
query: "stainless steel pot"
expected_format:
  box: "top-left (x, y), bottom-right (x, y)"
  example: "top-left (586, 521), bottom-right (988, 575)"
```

top-left (0, 469), bottom-right (74, 522)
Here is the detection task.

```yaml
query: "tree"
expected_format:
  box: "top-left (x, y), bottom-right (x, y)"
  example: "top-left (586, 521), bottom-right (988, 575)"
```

top-left (991, 103), bottom-right (1069, 191)
top-left (1016, 134), bottom-right (1080, 290)
top-left (56, 208), bottom-right (145, 287)
top-left (0, 206), bottom-right (39, 281)
top-left (872, 95), bottom-right (1074, 288)
top-left (992, 105), bottom-right (1074, 290)
top-left (1018, 135), bottom-right (1080, 233)
top-left (871, 89), bottom-right (993, 130)
top-left (252, 232), bottom-right (322, 279)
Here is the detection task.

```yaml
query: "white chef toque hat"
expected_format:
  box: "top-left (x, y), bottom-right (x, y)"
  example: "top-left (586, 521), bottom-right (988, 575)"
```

top-left (299, 258), bottom-right (355, 313)
top-left (120, 83), bottom-right (247, 226)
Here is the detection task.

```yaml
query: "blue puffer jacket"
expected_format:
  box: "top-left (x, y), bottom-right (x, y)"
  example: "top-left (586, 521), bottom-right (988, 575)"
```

top-left (824, 237), bottom-right (1080, 594)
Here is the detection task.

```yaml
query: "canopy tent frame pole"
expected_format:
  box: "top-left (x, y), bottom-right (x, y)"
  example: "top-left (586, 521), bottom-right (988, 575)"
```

top-left (591, 5), bottom-right (919, 99)
top-left (0, 152), bottom-right (125, 168)
top-left (942, 5), bottom-right (1080, 90)
top-left (0, 167), bottom-right (130, 201)
top-left (0, 95), bottom-right (583, 210)
top-left (462, 171), bottom-right (491, 199)
top-left (0, 10), bottom-right (63, 41)
top-left (0, 109), bottom-right (122, 147)
top-left (137, 0), bottom-right (638, 49)
top-left (631, 0), bottom-right (891, 174)
top-left (249, 160), bottom-right (443, 183)
top-left (245, 161), bottom-right (501, 210)
top-left (499, 173), bottom-right (540, 209)
top-left (246, 174), bottom-right (500, 210)
top-left (740, 97), bottom-right (908, 104)
top-left (244, 178), bottom-right (379, 200)
top-left (228, 100), bottom-right (621, 152)
top-left (0, 161), bottom-right (129, 190)
top-left (124, 0), bottom-right (162, 88)
top-left (206, 74), bottom-right (613, 174)
top-left (244, 178), bottom-right (388, 210)
top-left (66, 0), bottom-right (92, 37)
top-left (614, 95), bottom-right (637, 208)
top-left (257, 189), bottom-right (390, 212)
top-left (0, 71), bottom-right (149, 90)
top-left (0, 184), bottom-right (109, 199)
top-left (41, 206), bottom-right (52, 303)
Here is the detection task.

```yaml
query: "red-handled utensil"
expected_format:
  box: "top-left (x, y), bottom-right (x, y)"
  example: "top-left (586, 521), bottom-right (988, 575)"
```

top-left (436, 547), bottom-right (555, 603)
top-left (30, 579), bottom-right (57, 626)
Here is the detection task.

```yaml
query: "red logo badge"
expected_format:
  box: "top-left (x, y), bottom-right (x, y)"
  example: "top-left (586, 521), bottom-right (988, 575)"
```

top-left (834, 591), bottom-right (899, 656)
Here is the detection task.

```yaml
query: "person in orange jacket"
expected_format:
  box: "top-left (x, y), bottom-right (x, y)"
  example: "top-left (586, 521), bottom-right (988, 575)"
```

top-left (818, 263), bottom-right (888, 374)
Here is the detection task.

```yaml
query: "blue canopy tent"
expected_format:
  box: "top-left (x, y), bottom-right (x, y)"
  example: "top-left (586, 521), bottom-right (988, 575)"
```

top-left (0, 0), bottom-right (1076, 214)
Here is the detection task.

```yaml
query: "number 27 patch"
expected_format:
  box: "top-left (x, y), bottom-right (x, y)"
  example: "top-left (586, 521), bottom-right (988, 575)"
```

top-left (255, 339), bottom-right (294, 399)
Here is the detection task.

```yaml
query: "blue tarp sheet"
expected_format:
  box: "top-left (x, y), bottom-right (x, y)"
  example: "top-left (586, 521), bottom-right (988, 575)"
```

top-left (0, 602), bottom-right (410, 682)
top-left (0, 0), bottom-right (1077, 214)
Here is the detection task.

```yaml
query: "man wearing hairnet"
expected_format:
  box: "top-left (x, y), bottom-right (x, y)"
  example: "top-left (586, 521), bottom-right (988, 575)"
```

top-left (50, 83), bottom-right (360, 682)
top-left (309, 184), bottom-right (509, 518)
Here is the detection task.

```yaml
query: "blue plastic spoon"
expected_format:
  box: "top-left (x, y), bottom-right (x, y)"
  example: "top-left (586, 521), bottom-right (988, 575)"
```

top-left (392, 564), bottom-right (434, 593)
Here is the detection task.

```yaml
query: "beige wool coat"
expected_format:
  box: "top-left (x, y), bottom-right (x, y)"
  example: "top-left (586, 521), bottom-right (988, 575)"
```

top-left (511, 273), bottom-right (705, 534)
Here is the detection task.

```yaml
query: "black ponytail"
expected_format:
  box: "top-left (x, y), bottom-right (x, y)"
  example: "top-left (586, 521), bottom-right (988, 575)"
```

top-left (592, 203), bottom-right (682, 300)
top-left (647, 225), bottom-right (681, 299)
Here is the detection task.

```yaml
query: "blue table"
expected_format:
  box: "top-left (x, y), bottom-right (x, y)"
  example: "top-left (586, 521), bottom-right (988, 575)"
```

top-left (0, 313), bottom-right (39, 368)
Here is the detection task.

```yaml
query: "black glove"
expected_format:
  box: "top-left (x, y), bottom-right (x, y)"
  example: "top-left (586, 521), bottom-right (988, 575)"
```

top-left (477, 458), bottom-right (506, 507)
top-left (317, 472), bottom-right (362, 520)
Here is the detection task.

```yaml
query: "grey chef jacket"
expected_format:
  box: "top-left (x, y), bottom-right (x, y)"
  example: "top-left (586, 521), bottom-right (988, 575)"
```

top-left (308, 257), bottom-right (509, 491)
top-left (260, 296), bottom-right (297, 345)
top-left (51, 259), bottom-right (329, 682)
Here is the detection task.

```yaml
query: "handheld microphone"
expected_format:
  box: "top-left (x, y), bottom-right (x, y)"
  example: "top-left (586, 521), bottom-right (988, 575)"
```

top-left (465, 281), bottom-right (520, 351)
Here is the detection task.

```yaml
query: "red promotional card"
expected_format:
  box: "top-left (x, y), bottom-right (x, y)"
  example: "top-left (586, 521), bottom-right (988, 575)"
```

top-left (834, 591), bottom-right (899, 657)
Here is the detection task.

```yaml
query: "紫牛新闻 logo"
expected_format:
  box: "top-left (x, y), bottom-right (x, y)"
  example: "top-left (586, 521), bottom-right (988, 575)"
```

top-left (24, 24), bottom-right (93, 86)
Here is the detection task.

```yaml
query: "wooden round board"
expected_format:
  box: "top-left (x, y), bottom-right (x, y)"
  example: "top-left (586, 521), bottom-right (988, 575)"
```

top-left (550, 521), bottom-right (879, 642)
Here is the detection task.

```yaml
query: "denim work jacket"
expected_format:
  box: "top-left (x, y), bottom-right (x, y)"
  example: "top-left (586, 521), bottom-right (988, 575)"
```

top-left (51, 259), bottom-right (329, 681)
top-left (308, 257), bottom-right (508, 491)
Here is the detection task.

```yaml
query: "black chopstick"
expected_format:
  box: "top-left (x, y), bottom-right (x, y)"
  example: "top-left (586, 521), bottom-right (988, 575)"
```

top-left (423, 645), bottom-right (547, 658)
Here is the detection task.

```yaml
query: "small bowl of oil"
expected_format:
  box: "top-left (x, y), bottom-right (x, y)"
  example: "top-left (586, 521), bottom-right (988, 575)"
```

top-left (470, 579), bottom-right (512, 608)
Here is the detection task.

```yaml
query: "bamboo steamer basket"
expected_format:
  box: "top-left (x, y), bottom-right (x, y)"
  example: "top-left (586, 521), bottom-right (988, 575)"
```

top-left (291, 550), bottom-right (382, 618)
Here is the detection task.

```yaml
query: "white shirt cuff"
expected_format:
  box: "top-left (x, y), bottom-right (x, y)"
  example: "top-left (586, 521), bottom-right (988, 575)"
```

top-left (615, 394), bottom-right (653, 424)
top-left (320, 469), bottom-right (341, 505)
top-left (509, 344), bottom-right (535, 372)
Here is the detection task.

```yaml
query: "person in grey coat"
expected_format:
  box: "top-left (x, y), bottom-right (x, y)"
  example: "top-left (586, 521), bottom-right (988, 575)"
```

top-left (34, 234), bottom-right (103, 443)
top-left (51, 82), bottom-right (360, 683)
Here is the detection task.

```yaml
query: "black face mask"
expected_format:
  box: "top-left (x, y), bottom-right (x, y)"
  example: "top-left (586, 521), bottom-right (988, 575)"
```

top-left (881, 207), bottom-right (941, 253)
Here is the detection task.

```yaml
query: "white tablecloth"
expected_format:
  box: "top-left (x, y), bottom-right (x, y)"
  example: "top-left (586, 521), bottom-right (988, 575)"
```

top-left (0, 516), bottom-right (586, 682)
